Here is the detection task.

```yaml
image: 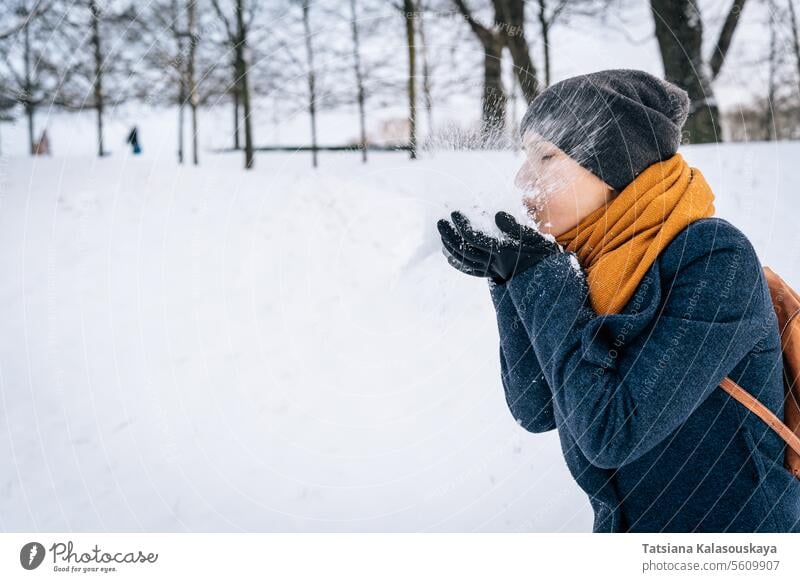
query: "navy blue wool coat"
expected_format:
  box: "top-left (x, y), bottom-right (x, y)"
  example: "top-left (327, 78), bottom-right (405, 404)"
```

top-left (489, 216), bottom-right (800, 532)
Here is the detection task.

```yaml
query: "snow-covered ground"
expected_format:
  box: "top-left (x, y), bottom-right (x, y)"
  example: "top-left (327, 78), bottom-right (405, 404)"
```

top-left (1, 141), bottom-right (799, 532)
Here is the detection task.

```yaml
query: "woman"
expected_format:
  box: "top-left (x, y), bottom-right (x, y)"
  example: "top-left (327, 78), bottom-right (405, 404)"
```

top-left (437, 69), bottom-right (800, 533)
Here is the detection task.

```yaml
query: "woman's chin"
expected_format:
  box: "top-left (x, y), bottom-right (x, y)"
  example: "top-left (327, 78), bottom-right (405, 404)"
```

top-left (533, 217), bottom-right (563, 236)
top-left (525, 209), bottom-right (552, 234)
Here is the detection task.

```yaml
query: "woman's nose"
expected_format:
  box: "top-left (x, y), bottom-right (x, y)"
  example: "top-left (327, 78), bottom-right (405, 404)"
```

top-left (515, 164), bottom-right (533, 190)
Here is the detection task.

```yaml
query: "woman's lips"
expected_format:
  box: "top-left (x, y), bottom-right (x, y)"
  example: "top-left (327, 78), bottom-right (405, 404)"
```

top-left (523, 196), bottom-right (543, 214)
top-left (522, 198), bottom-right (552, 230)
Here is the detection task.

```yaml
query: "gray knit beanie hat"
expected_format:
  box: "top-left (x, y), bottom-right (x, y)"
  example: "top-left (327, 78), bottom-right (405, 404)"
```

top-left (519, 69), bottom-right (690, 192)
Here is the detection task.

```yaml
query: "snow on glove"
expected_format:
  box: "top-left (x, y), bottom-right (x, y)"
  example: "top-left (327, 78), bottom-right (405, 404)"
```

top-left (437, 217), bottom-right (503, 284)
top-left (449, 210), bottom-right (562, 284)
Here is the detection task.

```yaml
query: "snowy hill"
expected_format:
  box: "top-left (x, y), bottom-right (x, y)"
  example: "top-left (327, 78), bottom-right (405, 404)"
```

top-left (1, 141), bottom-right (799, 532)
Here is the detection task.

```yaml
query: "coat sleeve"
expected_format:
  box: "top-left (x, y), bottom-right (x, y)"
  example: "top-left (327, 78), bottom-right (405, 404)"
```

top-left (505, 229), bottom-right (768, 469)
top-left (489, 280), bottom-right (556, 433)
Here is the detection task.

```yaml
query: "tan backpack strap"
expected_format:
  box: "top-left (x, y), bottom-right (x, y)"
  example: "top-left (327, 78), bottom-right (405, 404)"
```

top-left (719, 376), bottom-right (800, 457)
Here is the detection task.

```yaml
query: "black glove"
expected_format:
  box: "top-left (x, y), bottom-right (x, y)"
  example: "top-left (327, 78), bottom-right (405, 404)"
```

top-left (491, 211), bottom-right (564, 281)
top-left (437, 214), bottom-right (503, 284)
top-left (439, 210), bottom-right (561, 284)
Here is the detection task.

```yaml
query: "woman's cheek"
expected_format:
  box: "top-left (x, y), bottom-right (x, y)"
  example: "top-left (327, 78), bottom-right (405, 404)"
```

top-left (544, 193), bottom-right (574, 230)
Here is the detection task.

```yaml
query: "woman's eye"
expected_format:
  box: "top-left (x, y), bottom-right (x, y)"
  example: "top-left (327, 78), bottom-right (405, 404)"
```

top-left (541, 153), bottom-right (555, 161)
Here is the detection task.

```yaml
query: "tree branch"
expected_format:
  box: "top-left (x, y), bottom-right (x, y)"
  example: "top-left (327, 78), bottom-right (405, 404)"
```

top-left (451, 0), bottom-right (493, 45)
top-left (209, 0), bottom-right (235, 42)
top-left (0, 0), bottom-right (54, 40)
top-left (708, 0), bottom-right (748, 80)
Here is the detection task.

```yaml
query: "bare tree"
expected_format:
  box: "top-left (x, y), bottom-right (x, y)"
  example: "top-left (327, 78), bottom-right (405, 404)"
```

top-left (307, 0), bottom-right (414, 155)
top-left (451, 0), bottom-right (507, 135)
top-left (416, 0), bottom-right (434, 138)
top-left (765, 0), bottom-right (779, 140)
top-left (535, 0), bottom-right (581, 88)
top-left (299, 0), bottom-right (319, 167)
top-left (789, 0), bottom-right (800, 96)
top-left (186, 0), bottom-right (199, 164)
top-left (402, 0), bottom-right (418, 158)
top-left (174, 3), bottom-right (188, 163)
top-left (88, 0), bottom-right (105, 156)
top-left (401, 2), bottom-right (478, 145)
top-left (450, 0), bottom-right (539, 137)
top-left (211, 0), bottom-right (255, 169)
top-left (350, 0), bottom-right (368, 161)
top-left (266, 0), bottom-right (368, 154)
top-left (0, 0), bottom-right (65, 154)
top-left (498, 0), bottom-right (538, 103)
top-left (533, 1), bottom-right (608, 88)
top-left (139, 0), bottom-right (203, 164)
top-left (0, 0), bottom-right (52, 41)
top-left (49, 0), bottom-right (141, 157)
top-left (232, 67), bottom-right (240, 150)
top-left (650, 0), bottom-right (749, 143)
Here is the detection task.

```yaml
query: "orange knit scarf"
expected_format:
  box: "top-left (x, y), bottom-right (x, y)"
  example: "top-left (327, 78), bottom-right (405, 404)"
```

top-left (554, 152), bottom-right (716, 315)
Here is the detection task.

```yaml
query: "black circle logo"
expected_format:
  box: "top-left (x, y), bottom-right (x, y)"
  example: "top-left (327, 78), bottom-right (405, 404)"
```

top-left (20, 542), bottom-right (46, 570)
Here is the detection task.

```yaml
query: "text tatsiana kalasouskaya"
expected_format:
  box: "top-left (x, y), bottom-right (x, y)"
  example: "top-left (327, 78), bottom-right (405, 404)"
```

top-left (642, 543), bottom-right (777, 557)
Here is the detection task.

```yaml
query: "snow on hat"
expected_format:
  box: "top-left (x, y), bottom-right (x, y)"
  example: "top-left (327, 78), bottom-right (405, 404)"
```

top-left (519, 69), bottom-right (690, 192)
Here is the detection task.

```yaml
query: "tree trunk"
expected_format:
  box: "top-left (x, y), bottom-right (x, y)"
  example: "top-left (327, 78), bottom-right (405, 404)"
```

top-left (235, 0), bottom-right (254, 169)
top-left (500, 0), bottom-right (538, 103)
top-left (178, 83), bottom-right (185, 164)
top-left (350, 0), bottom-right (367, 162)
top-left (708, 0), bottom-right (749, 80)
top-left (403, 0), bottom-right (417, 159)
top-left (175, 2), bottom-right (186, 165)
top-left (26, 106), bottom-right (35, 155)
top-left (451, 0), bottom-right (508, 138)
top-left (233, 83), bottom-right (240, 150)
top-left (187, 0), bottom-right (199, 165)
top-left (89, 0), bottom-right (105, 157)
top-left (789, 0), bottom-right (800, 98)
top-left (417, 1), bottom-right (434, 139)
top-left (650, 0), bottom-right (719, 144)
top-left (537, 0), bottom-right (551, 87)
top-left (23, 19), bottom-right (35, 155)
top-left (302, 0), bottom-right (318, 168)
top-left (509, 73), bottom-right (519, 148)
top-left (765, 3), bottom-right (777, 141)
top-left (482, 36), bottom-right (505, 139)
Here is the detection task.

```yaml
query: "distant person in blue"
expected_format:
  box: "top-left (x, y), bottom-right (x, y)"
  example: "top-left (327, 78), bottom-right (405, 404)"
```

top-left (126, 126), bottom-right (141, 155)
top-left (437, 69), bottom-right (800, 532)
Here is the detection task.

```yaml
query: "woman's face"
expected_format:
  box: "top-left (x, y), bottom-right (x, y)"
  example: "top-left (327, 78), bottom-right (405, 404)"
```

top-left (515, 131), bottom-right (616, 236)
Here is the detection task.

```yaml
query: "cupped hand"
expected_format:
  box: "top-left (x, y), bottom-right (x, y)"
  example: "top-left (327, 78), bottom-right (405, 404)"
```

top-left (438, 210), bottom-right (561, 284)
